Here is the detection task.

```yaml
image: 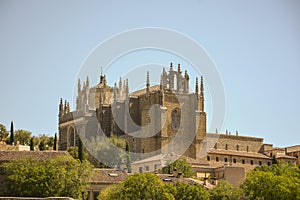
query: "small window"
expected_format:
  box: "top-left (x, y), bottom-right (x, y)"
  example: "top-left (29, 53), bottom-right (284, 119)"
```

top-left (142, 149), bottom-right (145, 154)
top-left (225, 144), bottom-right (228, 150)
top-left (259, 161), bottom-right (262, 166)
top-left (233, 158), bottom-right (237, 163)
top-left (267, 162), bottom-right (271, 166)
top-left (247, 146), bottom-right (249, 152)
top-left (225, 158), bottom-right (228, 162)
top-left (108, 173), bottom-right (119, 177)
top-left (207, 156), bottom-right (210, 161)
top-left (242, 159), bottom-right (245, 164)
top-left (139, 167), bottom-right (143, 173)
top-left (145, 166), bottom-right (149, 171)
top-left (236, 145), bottom-right (239, 151)
top-left (154, 164), bottom-right (158, 170)
top-left (250, 160), bottom-right (254, 165)
top-left (214, 143), bottom-right (218, 149)
top-left (216, 157), bottom-right (219, 162)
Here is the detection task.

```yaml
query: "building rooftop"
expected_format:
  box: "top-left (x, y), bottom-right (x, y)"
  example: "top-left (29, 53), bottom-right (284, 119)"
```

top-left (0, 151), bottom-right (70, 164)
top-left (90, 169), bottom-right (128, 184)
top-left (208, 149), bottom-right (270, 159)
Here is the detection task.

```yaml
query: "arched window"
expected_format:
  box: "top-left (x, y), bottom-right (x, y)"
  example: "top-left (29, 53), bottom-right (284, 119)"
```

top-left (171, 108), bottom-right (181, 129)
top-left (68, 126), bottom-right (76, 147)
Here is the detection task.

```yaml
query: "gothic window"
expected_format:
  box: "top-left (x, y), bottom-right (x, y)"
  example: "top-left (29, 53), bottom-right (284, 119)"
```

top-left (68, 126), bottom-right (76, 147)
top-left (171, 108), bottom-right (181, 129)
top-left (225, 144), bottom-right (228, 150)
top-left (233, 158), bottom-right (237, 163)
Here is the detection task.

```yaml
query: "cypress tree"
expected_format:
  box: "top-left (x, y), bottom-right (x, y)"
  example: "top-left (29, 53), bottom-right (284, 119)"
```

top-left (10, 121), bottom-right (14, 145)
top-left (78, 138), bottom-right (83, 163)
top-left (272, 155), bottom-right (278, 165)
top-left (30, 137), bottom-right (34, 151)
top-left (54, 133), bottom-right (57, 151)
top-left (125, 143), bottom-right (132, 173)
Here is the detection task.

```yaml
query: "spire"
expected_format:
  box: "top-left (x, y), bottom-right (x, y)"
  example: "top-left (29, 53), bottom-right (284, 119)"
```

top-left (184, 70), bottom-right (189, 80)
top-left (146, 71), bottom-right (150, 96)
top-left (78, 79), bottom-right (81, 94)
top-left (123, 79), bottom-right (126, 97)
top-left (200, 76), bottom-right (204, 97)
top-left (199, 76), bottom-right (204, 112)
top-left (103, 75), bottom-right (107, 86)
top-left (100, 66), bottom-right (104, 83)
top-left (64, 100), bottom-right (67, 114)
top-left (114, 82), bottom-right (117, 103)
top-left (184, 70), bottom-right (190, 93)
top-left (177, 63), bottom-right (181, 73)
top-left (86, 76), bottom-right (90, 89)
top-left (195, 77), bottom-right (199, 98)
top-left (66, 102), bottom-right (70, 113)
top-left (59, 98), bottom-right (64, 117)
top-left (125, 78), bottom-right (129, 100)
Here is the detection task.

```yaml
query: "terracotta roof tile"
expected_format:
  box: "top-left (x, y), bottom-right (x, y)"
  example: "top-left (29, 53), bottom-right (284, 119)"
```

top-left (90, 169), bottom-right (128, 184)
top-left (208, 149), bottom-right (270, 159)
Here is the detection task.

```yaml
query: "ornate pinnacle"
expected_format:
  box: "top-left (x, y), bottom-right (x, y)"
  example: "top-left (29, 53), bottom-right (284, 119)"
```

top-left (195, 77), bottom-right (199, 97)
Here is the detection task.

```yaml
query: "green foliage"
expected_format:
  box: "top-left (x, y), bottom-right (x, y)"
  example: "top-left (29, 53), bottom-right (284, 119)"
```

top-left (209, 180), bottom-right (244, 200)
top-left (95, 136), bottom-right (128, 168)
top-left (14, 129), bottom-right (32, 145)
top-left (37, 134), bottom-right (54, 149)
top-left (272, 155), bottom-right (278, 164)
top-left (171, 182), bottom-right (210, 200)
top-left (161, 159), bottom-right (195, 178)
top-left (125, 143), bottom-right (132, 173)
top-left (241, 162), bottom-right (300, 200)
top-left (0, 124), bottom-right (8, 141)
top-left (98, 173), bottom-right (209, 200)
top-left (78, 137), bottom-right (84, 162)
top-left (2, 155), bottom-right (93, 198)
top-left (38, 140), bottom-right (46, 151)
top-left (9, 121), bottom-right (14, 145)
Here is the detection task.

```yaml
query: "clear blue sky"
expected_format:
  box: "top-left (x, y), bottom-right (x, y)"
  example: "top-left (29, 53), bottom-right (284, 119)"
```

top-left (0, 0), bottom-right (299, 147)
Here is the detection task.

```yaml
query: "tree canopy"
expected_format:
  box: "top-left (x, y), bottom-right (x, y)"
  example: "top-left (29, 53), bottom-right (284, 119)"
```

top-left (209, 180), bottom-right (244, 200)
top-left (161, 159), bottom-right (195, 178)
top-left (0, 124), bottom-right (8, 142)
top-left (98, 173), bottom-right (209, 200)
top-left (1, 155), bottom-right (93, 199)
top-left (241, 162), bottom-right (300, 200)
top-left (14, 129), bottom-right (32, 145)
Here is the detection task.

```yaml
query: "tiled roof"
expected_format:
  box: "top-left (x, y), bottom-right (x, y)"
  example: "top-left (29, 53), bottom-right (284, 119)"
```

top-left (207, 133), bottom-right (264, 141)
top-left (181, 156), bottom-right (209, 166)
top-left (156, 174), bottom-right (197, 185)
top-left (208, 149), bottom-right (270, 159)
top-left (276, 155), bottom-right (297, 160)
top-left (131, 85), bottom-right (160, 96)
top-left (90, 169), bottom-right (128, 184)
top-left (0, 151), bottom-right (70, 163)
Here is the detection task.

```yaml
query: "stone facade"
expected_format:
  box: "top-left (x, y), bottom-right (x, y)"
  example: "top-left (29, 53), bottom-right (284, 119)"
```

top-left (58, 63), bottom-right (206, 161)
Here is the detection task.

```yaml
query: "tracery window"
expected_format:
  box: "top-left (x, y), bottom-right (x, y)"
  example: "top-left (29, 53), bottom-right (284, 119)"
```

top-left (171, 108), bottom-right (181, 129)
